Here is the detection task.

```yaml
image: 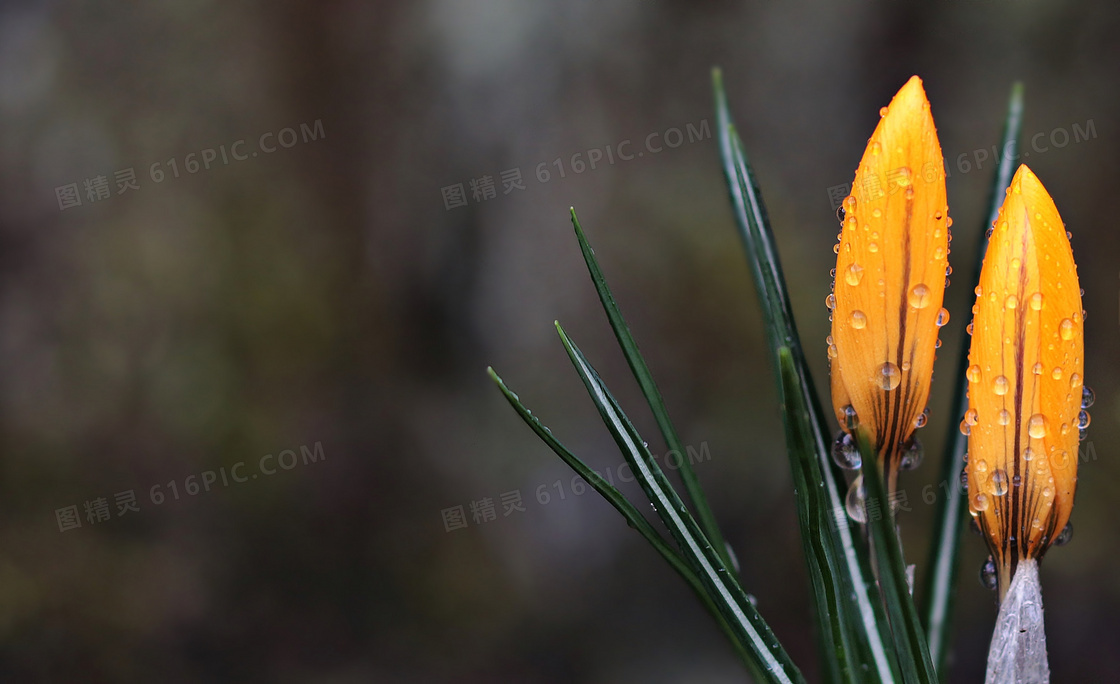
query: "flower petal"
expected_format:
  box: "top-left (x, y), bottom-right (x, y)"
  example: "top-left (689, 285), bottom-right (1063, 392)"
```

top-left (966, 164), bottom-right (1083, 597)
top-left (831, 76), bottom-right (949, 489)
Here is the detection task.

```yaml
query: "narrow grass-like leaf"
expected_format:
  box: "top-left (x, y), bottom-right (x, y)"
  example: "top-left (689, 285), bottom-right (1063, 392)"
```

top-left (857, 431), bottom-right (938, 684)
top-left (487, 366), bottom-right (755, 667)
top-left (714, 67), bottom-right (896, 684)
top-left (776, 347), bottom-right (859, 684)
top-left (568, 208), bottom-right (731, 569)
top-left (919, 82), bottom-right (1024, 676)
top-left (556, 323), bottom-right (805, 684)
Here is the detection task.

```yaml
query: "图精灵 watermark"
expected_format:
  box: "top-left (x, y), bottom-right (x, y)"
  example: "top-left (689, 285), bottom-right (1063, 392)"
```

top-left (440, 119), bottom-right (712, 211)
top-left (54, 119), bottom-right (326, 212)
top-left (440, 441), bottom-right (713, 532)
top-left (53, 441), bottom-right (327, 532)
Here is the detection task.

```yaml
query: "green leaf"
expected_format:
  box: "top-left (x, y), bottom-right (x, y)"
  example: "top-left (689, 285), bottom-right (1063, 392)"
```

top-left (713, 67), bottom-right (896, 684)
top-left (920, 81), bottom-right (1025, 676)
top-left (555, 323), bottom-right (806, 684)
top-left (857, 431), bottom-right (938, 684)
top-left (486, 366), bottom-right (757, 667)
top-left (568, 208), bottom-right (731, 569)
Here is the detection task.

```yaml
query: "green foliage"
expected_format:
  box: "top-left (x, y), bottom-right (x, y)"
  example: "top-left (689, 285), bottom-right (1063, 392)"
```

top-left (489, 71), bottom-right (1026, 683)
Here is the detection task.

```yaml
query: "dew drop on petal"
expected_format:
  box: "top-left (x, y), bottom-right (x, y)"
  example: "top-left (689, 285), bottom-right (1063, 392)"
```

top-left (991, 469), bottom-right (1009, 496)
top-left (915, 407), bottom-right (930, 428)
top-left (992, 375), bottom-right (1009, 396)
top-left (967, 365), bottom-right (982, 383)
top-left (1005, 294), bottom-right (1018, 310)
top-left (1070, 373), bottom-right (1083, 389)
top-left (1023, 446), bottom-right (1035, 462)
top-left (965, 408), bottom-right (979, 425)
top-left (899, 438), bottom-right (923, 470)
top-left (1081, 386), bottom-right (1095, 408)
top-left (842, 405), bottom-right (859, 431)
top-left (1055, 522), bottom-right (1074, 546)
top-left (908, 284), bottom-right (932, 309)
top-left (1051, 367), bottom-right (1063, 380)
top-left (1077, 410), bottom-right (1091, 430)
top-left (831, 431), bottom-right (861, 470)
top-left (825, 293), bottom-right (836, 310)
top-left (972, 492), bottom-right (991, 514)
top-left (1029, 292), bottom-right (1044, 311)
top-left (850, 310), bottom-right (867, 329)
top-left (997, 409), bottom-right (1011, 426)
top-left (1028, 414), bottom-right (1048, 438)
top-left (875, 362), bottom-right (901, 390)
top-left (1059, 318), bottom-right (1076, 340)
top-left (1032, 362), bottom-right (1044, 376)
top-left (936, 307), bottom-right (950, 327)
top-left (868, 242), bottom-right (879, 253)
top-left (845, 263), bottom-right (865, 286)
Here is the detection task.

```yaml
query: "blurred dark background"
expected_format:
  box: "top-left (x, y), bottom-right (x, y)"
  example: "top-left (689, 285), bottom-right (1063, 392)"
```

top-left (0, 1), bottom-right (1117, 682)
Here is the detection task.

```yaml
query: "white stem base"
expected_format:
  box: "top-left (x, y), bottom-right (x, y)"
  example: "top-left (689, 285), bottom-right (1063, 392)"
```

top-left (985, 559), bottom-right (1050, 684)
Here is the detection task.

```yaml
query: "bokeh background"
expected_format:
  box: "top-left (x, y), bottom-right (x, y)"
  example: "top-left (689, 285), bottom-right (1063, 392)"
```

top-left (0, 1), bottom-right (1117, 681)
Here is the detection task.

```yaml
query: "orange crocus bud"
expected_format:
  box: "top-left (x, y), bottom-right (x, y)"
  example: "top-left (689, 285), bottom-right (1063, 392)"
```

top-left (828, 76), bottom-right (950, 511)
top-left (965, 164), bottom-right (1086, 600)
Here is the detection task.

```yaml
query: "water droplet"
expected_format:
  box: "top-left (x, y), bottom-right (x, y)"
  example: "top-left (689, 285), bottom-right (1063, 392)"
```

top-left (992, 375), bottom-right (1009, 396)
top-left (975, 458), bottom-right (988, 473)
top-left (1081, 386), bottom-right (1095, 408)
top-left (828, 344), bottom-right (838, 359)
top-left (1059, 318), bottom-right (1076, 340)
top-left (972, 491), bottom-right (991, 513)
top-left (875, 362), bottom-right (901, 390)
top-left (846, 477), bottom-right (867, 523)
top-left (833, 244), bottom-right (840, 254)
top-left (1050, 366), bottom-right (1063, 381)
top-left (850, 310), bottom-right (867, 329)
top-left (842, 405), bottom-right (859, 431)
top-left (894, 167), bottom-right (912, 187)
top-left (935, 338), bottom-right (942, 349)
top-left (1028, 414), bottom-right (1048, 438)
top-left (908, 283), bottom-right (932, 309)
top-left (960, 467), bottom-right (969, 491)
top-left (843, 196), bottom-right (857, 213)
top-left (980, 557), bottom-right (998, 590)
top-left (899, 438), bottom-right (923, 470)
top-left (1032, 362), bottom-right (1044, 375)
top-left (1023, 446), bottom-right (1035, 462)
top-left (935, 308), bottom-right (949, 327)
top-left (974, 285), bottom-right (983, 297)
top-left (1077, 410), bottom-right (1091, 430)
top-left (1029, 292), bottom-right (1044, 311)
top-left (1004, 294), bottom-right (1018, 310)
top-left (965, 408), bottom-right (979, 426)
top-left (915, 407), bottom-right (930, 428)
top-left (845, 263), bottom-right (864, 286)
top-left (836, 205), bottom-right (846, 224)
top-left (879, 106), bottom-right (889, 117)
top-left (825, 294), bottom-right (836, 310)
top-left (831, 431), bottom-right (861, 470)
top-left (1070, 372), bottom-right (1083, 389)
top-left (967, 365), bottom-right (982, 383)
top-left (1042, 485), bottom-right (1054, 498)
top-left (997, 409), bottom-right (1011, 426)
top-left (959, 419), bottom-right (971, 436)
top-left (991, 469), bottom-right (1009, 496)
top-left (1054, 521), bottom-right (1073, 546)
top-left (934, 210), bottom-right (943, 220)
top-left (868, 242), bottom-right (879, 253)
top-left (966, 322), bottom-right (974, 336)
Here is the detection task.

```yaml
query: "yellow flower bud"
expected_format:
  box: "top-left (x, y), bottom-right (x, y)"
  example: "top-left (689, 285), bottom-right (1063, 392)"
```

top-left (965, 164), bottom-right (1084, 599)
top-left (830, 76), bottom-right (949, 498)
